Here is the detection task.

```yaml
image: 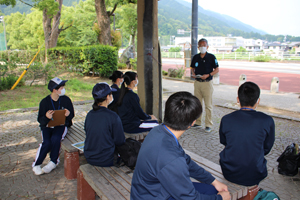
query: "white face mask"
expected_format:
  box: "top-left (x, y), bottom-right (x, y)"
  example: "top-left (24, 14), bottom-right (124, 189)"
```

top-left (108, 96), bottom-right (114, 105)
top-left (135, 79), bottom-right (139, 87)
top-left (199, 47), bottom-right (207, 54)
top-left (120, 79), bottom-right (124, 85)
top-left (58, 88), bottom-right (66, 96)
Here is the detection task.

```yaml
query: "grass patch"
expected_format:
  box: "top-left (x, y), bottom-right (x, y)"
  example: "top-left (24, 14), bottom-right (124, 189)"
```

top-left (0, 73), bottom-right (110, 111)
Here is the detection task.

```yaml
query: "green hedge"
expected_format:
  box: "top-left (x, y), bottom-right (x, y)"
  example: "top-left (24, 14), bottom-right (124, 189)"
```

top-left (48, 45), bottom-right (118, 77)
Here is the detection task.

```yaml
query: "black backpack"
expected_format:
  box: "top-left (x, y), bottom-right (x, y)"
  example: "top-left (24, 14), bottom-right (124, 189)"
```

top-left (277, 143), bottom-right (300, 176)
top-left (116, 138), bottom-right (141, 169)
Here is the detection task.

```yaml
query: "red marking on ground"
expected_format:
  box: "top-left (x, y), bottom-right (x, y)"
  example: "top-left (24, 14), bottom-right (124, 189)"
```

top-left (162, 64), bottom-right (300, 93)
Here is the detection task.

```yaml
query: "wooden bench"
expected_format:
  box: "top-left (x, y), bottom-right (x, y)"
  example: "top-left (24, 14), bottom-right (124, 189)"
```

top-left (61, 121), bottom-right (86, 180)
top-left (77, 149), bottom-right (257, 200)
top-left (61, 121), bottom-right (149, 180)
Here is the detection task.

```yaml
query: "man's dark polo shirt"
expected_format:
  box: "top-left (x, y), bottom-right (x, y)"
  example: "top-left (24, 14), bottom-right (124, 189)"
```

top-left (191, 52), bottom-right (219, 81)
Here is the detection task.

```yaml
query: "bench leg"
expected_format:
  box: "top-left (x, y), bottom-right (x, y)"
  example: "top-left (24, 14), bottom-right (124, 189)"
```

top-left (77, 169), bottom-right (95, 200)
top-left (238, 185), bottom-right (259, 200)
top-left (64, 151), bottom-right (79, 180)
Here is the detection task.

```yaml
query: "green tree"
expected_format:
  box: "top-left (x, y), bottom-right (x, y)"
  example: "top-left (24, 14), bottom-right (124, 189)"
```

top-left (115, 3), bottom-right (137, 53)
top-left (94, 0), bottom-right (136, 46)
top-left (0, 0), bottom-right (72, 50)
top-left (5, 9), bottom-right (44, 49)
top-left (58, 0), bottom-right (98, 47)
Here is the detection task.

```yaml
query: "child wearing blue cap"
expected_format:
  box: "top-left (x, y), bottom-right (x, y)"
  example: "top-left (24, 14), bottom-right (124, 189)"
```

top-left (32, 77), bottom-right (75, 175)
top-left (84, 82), bottom-right (126, 167)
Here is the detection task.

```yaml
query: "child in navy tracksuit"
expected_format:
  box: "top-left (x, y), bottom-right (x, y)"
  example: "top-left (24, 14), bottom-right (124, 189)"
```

top-left (32, 77), bottom-right (74, 175)
top-left (219, 82), bottom-right (275, 186)
top-left (84, 82), bottom-right (125, 167)
top-left (131, 92), bottom-right (231, 200)
top-left (116, 71), bottom-right (159, 133)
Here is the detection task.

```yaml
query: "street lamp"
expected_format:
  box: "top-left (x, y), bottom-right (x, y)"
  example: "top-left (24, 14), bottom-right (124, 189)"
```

top-left (0, 16), bottom-right (7, 50)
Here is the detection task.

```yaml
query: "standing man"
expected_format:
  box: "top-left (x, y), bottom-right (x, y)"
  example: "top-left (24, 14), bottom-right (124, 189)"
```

top-left (191, 38), bottom-right (219, 132)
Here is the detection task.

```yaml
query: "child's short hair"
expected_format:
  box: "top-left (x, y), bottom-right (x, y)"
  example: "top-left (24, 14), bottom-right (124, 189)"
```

top-left (164, 92), bottom-right (202, 130)
top-left (238, 82), bottom-right (260, 107)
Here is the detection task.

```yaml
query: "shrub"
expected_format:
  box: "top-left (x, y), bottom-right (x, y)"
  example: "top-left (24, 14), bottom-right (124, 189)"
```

top-left (117, 63), bottom-right (127, 69)
top-left (162, 70), bottom-right (168, 76)
top-left (169, 47), bottom-right (182, 52)
top-left (176, 66), bottom-right (185, 78)
top-left (129, 57), bottom-right (137, 70)
top-left (26, 62), bottom-right (56, 86)
top-left (48, 45), bottom-right (118, 77)
top-left (0, 74), bottom-right (24, 91)
top-left (253, 55), bottom-right (271, 62)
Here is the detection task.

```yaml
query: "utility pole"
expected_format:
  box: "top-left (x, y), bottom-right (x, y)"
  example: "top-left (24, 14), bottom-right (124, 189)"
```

top-left (191, 0), bottom-right (198, 78)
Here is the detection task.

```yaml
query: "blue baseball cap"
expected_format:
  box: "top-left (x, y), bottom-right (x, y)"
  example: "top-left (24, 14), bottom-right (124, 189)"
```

top-left (48, 77), bottom-right (68, 91)
top-left (92, 82), bottom-right (117, 99)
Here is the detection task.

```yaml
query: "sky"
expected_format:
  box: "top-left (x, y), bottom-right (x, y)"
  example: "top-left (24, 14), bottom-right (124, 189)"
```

top-left (183, 0), bottom-right (300, 37)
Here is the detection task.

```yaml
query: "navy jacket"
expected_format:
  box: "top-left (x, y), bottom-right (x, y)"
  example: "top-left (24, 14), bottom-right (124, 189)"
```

top-left (108, 83), bottom-right (120, 111)
top-left (131, 125), bottom-right (222, 200)
top-left (84, 106), bottom-right (125, 167)
top-left (117, 89), bottom-right (151, 132)
top-left (219, 110), bottom-right (275, 186)
top-left (37, 95), bottom-right (74, 130)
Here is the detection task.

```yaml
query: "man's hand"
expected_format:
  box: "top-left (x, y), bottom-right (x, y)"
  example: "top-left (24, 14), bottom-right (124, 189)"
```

top-left (218, 191), bottom-right (231, 200)
top-left (201, 74), bottom-right (210, 80)
top-left (64, 109), bottom-right (70, 117)
top-left (46, 110), bottom-right (54, 119)
top-left (191, 74), bottom-right (196, 78)
top-left (211, 179), bottom-right (228, 192)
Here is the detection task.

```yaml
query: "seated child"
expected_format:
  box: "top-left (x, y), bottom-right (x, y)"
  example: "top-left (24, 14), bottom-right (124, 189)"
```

top-left (131, 91), bottom-right (231, 200)
top-left (116, 71), bottom-right (158, 133)
top-left (219, 81), bottom-right (275, 186)
top-left (108, 70), bottom-right (124, 111)
top-left (32, 77), bottom-right (74, 175)
top-left (84, 82), bottom-right (125, 167)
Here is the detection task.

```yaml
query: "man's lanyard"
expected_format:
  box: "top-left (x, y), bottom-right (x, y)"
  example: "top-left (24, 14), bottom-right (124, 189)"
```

top-left (240, 107), bottom-right (254, 111)
top-left (50, 97), bottom-right (60, 110)
top-left (163, 124), bottom-right (179, 146)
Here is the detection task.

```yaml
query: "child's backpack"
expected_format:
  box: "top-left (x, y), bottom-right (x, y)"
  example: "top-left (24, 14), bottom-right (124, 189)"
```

top-left (116, 138), bottom-right (141, 169)
top-left (253, 189), bottom-right (280, 200)
top-left (277, 143), bottom-right (300, 176)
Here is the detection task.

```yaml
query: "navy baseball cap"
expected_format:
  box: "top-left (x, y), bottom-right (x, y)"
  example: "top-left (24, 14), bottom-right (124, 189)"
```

top-left (48, 77), bottom-right (68, 91)
top-left (92, 82), bottom-right (117, 99)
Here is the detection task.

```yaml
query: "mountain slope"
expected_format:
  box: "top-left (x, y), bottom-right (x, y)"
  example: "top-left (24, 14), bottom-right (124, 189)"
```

top-left (175, 0), bottom-right (266, 34)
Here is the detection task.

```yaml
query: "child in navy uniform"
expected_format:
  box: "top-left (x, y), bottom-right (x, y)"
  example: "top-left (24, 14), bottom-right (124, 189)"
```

top-left (108, 70), bottom-right (123, 111)
top-left (116, 71), bottom-right (158, 133)
top-left (131, 92), bottom-right (230, 200)
top-left (84, 82), bottom-right (125, 167)
top-left (219, 82), bottom-right (275, 186)
top-left (32, 77), bottom-right (74, 175)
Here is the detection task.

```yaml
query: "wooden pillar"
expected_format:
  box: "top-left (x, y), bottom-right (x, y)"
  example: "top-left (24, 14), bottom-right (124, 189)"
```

top-left (137, 0), bottom-right (162, 121)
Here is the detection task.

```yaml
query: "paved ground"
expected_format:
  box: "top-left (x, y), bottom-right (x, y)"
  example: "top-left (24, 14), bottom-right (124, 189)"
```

top-left (1, 79), bottom-right (300, 199)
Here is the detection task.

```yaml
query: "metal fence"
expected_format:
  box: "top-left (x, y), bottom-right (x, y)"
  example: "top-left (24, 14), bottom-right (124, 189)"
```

top-left (161, 51), bottom-right (300, 61)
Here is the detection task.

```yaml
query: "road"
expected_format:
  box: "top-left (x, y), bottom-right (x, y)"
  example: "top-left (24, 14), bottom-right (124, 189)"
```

top-left (162, 59), bottom-right (300, 93)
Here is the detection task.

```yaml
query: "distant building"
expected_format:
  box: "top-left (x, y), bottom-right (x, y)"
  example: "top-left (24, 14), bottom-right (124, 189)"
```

top-left (264, 42), bottom-right (286, 54)
top-left (172, 35), bottom-right (299, 55)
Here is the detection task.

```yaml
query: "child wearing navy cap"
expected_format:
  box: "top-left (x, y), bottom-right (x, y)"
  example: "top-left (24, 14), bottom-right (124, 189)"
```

top-left (32, 77), bottom-right (75, 175)
top-left (84, 82), bottom-right (126, 167)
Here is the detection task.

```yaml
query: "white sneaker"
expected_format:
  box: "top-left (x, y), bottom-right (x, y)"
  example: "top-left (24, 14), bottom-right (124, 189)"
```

top-left (32, 165), bottom-right (44, 175)
top-left (42, 161), bottom-right (56, 173)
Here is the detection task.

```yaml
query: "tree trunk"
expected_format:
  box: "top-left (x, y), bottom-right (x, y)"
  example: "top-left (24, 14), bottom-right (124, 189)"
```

top-left (95, 0), bottom-right (112, 45)
top-left (42, 0), bottom-right (63, 50)
top-left (131, 31), bottom-right (136, 58)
